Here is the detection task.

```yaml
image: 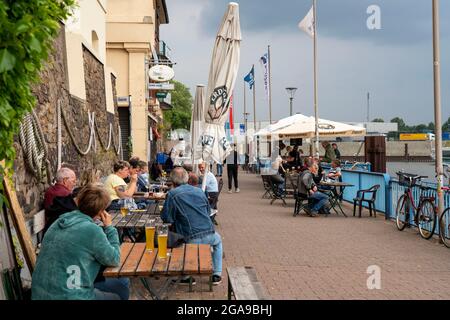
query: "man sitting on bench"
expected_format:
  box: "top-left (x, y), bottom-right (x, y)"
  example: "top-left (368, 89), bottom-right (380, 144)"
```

top-left (298, 159), bottom-right (330, 217)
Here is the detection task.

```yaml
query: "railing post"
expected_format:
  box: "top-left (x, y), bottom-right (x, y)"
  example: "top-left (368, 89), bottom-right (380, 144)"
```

top-left (385, 179), bottom-right (392, 220)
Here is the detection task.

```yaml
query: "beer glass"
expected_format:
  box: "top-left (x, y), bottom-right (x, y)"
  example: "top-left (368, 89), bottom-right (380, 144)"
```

top-left (157, 224), bottom-right (169, 259)
top-left (120, 199), bottom-right (129, 217)
top-left (145, 219), bottom-right (156, 252)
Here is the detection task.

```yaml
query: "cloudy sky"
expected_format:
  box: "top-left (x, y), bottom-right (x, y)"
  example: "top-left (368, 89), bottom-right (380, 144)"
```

top-left (161, 0), bottom-right (450, 125)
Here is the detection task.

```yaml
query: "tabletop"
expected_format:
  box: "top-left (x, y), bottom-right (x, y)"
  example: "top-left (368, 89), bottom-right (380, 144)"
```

top-left (109, 205), bottom-right (162, 228)
top-left (103, 243), bottom-right (213, 278)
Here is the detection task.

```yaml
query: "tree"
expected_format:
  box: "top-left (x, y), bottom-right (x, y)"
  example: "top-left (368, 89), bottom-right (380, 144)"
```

top-left (443, 117), bottom-right (450, 132)
top-left (0, 0), bottom-right (74, 199)
top-left (390, 117), bottom-right (407, 131)
top-left (415, 124), bottom-right (428, 132)
top-left (372, 118), bottom-right (384, 123)
top-left (163, 80), bottom-right (193, 130)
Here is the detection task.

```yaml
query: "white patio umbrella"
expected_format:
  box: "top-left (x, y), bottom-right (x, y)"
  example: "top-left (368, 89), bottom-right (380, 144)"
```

top-left (197, 2), bottom-right (241, 164)
top-left (256, 114), bottom-right (366, 139)
top-left (190, 85), bottom-right (206, 170)
top-left (255, 114), bottom-right (307, 137)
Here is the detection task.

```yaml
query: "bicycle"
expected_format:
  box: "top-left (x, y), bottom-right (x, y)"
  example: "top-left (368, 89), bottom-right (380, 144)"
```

top-left (437, 165), bottom-right (450, 247)
top-left (395, 172), bottom-right (437, 239)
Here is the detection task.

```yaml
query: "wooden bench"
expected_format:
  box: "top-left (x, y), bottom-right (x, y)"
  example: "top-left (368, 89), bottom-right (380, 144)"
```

top-left (227, 266), bottom-right (270, 300)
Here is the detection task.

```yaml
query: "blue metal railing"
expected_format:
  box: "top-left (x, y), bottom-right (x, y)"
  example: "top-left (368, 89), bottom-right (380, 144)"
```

top-left (388, 179), bottom-right (450, 234)
top-left (322, 162), bottom-right (371, 172)
top-left (341, 170), bottom-right (391, 215)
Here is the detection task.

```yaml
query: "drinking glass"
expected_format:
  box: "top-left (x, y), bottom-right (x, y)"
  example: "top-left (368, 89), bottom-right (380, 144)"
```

top-left (120, 199), bottom-right (129, 217)
top-left (145, 219), bottom-right (156, 252)
top-left (157, 224), bottom-right (169, 259)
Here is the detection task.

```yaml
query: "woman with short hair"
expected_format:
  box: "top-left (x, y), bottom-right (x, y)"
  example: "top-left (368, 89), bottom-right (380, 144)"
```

top-left (32, 186), bottom-right (128, 300)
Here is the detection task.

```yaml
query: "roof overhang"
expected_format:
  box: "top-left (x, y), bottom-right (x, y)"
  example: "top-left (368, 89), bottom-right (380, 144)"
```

top-left (156, 0), bottom-right (169, 24)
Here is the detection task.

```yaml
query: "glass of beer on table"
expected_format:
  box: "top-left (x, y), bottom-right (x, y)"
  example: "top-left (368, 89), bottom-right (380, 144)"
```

top-left (120, 199), bottom-right (129, 217)
top-left (157, 224), bottom-right (169, 259)
top-left (145, 219), bottom-right (156, 252)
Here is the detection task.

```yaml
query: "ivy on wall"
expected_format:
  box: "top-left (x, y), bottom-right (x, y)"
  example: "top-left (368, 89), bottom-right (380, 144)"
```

top-left (0, 0), bottom-right (75, 173)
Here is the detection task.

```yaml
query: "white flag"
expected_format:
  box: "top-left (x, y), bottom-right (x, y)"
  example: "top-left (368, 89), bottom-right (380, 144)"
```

top-left (298, 6), bottom-right (315, 38)
top-left (259, 52), bottom-right (270, 101)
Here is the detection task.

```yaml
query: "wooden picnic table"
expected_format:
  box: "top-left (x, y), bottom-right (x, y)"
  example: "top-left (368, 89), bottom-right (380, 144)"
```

top-left (109, 204), bottom-right (162, 228)
top-left (103, 243), bottom-right (213, 299)
top-left (133, 193), bottom-right (166, 201)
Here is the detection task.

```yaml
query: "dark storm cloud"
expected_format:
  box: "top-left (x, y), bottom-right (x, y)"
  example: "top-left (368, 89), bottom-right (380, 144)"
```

top-left (200, 0), bottom-right (450, 45)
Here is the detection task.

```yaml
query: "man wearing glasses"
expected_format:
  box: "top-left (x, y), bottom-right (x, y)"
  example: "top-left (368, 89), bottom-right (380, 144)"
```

top-left (44, 167), bottom-right (78, 210)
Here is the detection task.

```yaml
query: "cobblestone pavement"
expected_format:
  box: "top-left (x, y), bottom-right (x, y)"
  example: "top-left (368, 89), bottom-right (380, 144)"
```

top-left (131, 170), bottom-right (450, 300)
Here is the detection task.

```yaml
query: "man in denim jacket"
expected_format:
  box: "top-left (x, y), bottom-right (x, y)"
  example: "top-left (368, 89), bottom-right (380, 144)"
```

top-left (161, 167), bottom-right (223, 285)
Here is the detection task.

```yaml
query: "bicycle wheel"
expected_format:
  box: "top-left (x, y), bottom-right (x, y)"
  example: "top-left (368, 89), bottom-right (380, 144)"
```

top-left (417, 199), bottom-right (437, 239)
top-left (439, 207), bottom-right (450, 248)
top-left (396, 194), bottom-right (409, 231)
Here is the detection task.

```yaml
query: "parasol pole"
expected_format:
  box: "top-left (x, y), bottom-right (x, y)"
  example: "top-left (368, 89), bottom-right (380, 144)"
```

top-left (313, 0), bottom-right (320, 158)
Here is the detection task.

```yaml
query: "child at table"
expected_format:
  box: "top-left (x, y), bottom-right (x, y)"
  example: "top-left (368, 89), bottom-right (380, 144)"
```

top-left (327, 159), bottom-right (342, 181)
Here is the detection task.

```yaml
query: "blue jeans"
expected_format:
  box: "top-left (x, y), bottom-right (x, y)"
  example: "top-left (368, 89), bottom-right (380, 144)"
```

top-left (217, 164), bottom-right (223, 176)
top-left (188, 232), bottom-right (222, 276)
top-left (94, 278), bottom-right (130, 300)
top-left (309, 192), bottom-right (329, 212)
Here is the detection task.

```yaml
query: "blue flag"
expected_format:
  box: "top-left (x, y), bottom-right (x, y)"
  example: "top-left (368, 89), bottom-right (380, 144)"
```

top-left (244, 66), bottom-right (255, 90)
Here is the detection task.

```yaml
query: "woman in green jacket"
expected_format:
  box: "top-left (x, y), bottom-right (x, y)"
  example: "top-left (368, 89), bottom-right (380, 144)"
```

top-left (32, 185), bottom-right (127, 300)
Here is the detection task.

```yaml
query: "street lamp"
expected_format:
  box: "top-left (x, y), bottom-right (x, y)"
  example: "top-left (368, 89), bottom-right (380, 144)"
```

top-left (285, 87), bottom-right (298, 116)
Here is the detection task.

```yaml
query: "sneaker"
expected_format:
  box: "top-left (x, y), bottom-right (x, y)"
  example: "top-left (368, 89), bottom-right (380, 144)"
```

top-left (228, 189), bottom-right (233, 193)
top-left (235, 188), bottom-right (240, 193)
top-left (211, 275), bottom-right (222, 285)
top-left (308, 210), bottom-right (319, 217)
top-left (178, 276), bottom-right (196, 286)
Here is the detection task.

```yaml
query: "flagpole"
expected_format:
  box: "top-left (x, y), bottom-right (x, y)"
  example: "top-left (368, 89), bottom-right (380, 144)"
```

top-left (268, 45), bottom-right (273, 124)
top-left (432, 0), bottom-right (445, 218)
top-left (252, 64), bottom-right (258, 164)
top-left (244, 80), bottom-right (248, 155)
top-left (313, 0), bottom-right (319, 158)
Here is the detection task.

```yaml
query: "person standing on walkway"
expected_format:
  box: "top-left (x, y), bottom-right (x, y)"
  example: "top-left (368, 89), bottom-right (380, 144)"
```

top-left (225, 144), bottom-right (239, 193)
top-left (332, 143), bottom-right (341, 159)
top-left (321, 141), bottom-right (336, 163)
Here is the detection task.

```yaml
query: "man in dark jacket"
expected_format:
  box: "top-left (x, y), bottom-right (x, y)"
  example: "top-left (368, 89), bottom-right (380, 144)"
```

top-left (298, 159), bottom-right (330, 217)
top-left (225, 144), bottom-right (239, 193)
top-left (161, 167), bottom-right (223, 285)
top-left (44, 195), bottom-right (78, 235)
top-left (332, 143), bottom-right (341, 159)
top-left (321, 141), bottom-right (336, 163)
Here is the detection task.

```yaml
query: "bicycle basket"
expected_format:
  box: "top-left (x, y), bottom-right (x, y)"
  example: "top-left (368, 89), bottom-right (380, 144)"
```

top-left (397, 173), bottom-right (419, 187)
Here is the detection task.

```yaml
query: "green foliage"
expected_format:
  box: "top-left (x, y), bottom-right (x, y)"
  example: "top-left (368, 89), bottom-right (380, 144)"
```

top-left (372, 118), bottom-right (384, 123)
top-left (0, 0), bottom-right (75, 175)
top-left (443, 117), bottom-right (450, 132)
top-left (390, 117), bottom-right (406, 131)
top-left (390, 116), bottom-right (450, 134)
top-left (163, 80), bottom-right (193, 130)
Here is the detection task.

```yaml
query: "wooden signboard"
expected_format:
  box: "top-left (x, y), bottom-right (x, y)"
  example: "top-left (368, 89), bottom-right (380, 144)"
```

top-left (2, 168), bottom-right (36, 274)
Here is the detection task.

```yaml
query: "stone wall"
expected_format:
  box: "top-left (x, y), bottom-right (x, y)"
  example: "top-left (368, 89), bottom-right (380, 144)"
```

top-left (13, 24), bottom-right (120, 219)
